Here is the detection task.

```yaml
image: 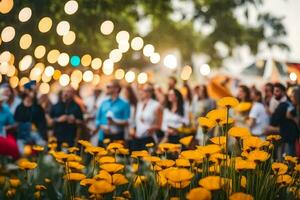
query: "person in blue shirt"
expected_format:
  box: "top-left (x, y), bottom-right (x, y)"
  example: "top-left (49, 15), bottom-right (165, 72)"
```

top-left (95, 80), bottom-right (130, 145)
top-left (0, 89), bottom-right (15, 137)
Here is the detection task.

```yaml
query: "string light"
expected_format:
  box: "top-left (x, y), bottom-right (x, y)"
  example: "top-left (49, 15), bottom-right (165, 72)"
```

top-left (39, 82), bottom-right (50, 94)
top-left (44, 66), bottom-right (55, 77)
top-left (81, 54), bottom-right (92, 67)
top-left (150, 53), bottom-right (160, 64)
top-left (34, 45), bottom-right (46, 59)
top-left (83, 70), bottom-right (93, 82)
top-left (19, 55), bottom-right (33, 71)
top-left (19, 34), bottom-right (32, 49)
top-left (71, 70), bottom-right (82, 83)
top-left (1, 26), bottom-right (15, 42)
top-left (118, 41), bottom-right (130, 53)
top-left (0, 0), bottom-right (14, 14)
top-left (70, 55), bottom-right (81, 67)
top-left (137, 72), bottom-right (148, 84)
top-left (125, 70), bottom-right (136, 83)
top-left (63, 31), bottom-right (76, 45)
top-left (116, 31), bottom-right (130, 43)
top-left (58, 53), bottom-right (70, 67)
top-left (163, 54), bottom-right (177, 69)
top-left (91, 58), bottom-right (102, 70)
top-left (92, 74), bottom-right (100, 85)
top-left (143, 44), bottom-right (154, 57)
top-left (100, 20), bottom-right (114, 35)
top-left (9, 76), bottom-right (19, 88)
top-left (56, 21), bottom-right (70, 36)
top-left (47, 49), bottom-right (60, 64)
top-left (19, 77), bottom-right (30, 87)
top-left (18, 7), bottom-right (32, 22)
top-left (199, 63), bottom-right (210, 76)
top-left (59, 74), bottom-right (70, 86)
top-left (38, 17), bottom-right (52, 33)
top-left (114, 69), bottom-right (125, 80)
top-left (102, 59), bottom-right (114, 75)
top-left (109, 49), bottom-right (122, 63)
top-left (64, 0), bottom-right (78, 15)
top-left (131, 37), bottom-right (144, 51)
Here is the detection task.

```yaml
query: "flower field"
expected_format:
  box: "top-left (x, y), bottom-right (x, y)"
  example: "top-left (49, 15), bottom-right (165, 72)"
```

top-left (0, 97), bottom-right (299, 200)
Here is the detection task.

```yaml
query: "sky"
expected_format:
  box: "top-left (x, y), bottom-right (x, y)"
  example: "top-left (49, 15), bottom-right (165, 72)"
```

top-left (263, 0), bottom-right (300, 62)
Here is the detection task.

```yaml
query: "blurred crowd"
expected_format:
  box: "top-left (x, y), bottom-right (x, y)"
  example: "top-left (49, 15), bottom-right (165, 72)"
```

top-left (0, 77), bottom-right (299, 160)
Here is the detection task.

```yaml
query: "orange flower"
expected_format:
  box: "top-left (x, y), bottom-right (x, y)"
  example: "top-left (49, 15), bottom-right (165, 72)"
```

top-left (131, 150), bottom-right (149, 158)
top-left (246, 150), bottom-right (270, 162)
top-left (107, 142), bottom-right (124, 151)
top-left (284, 156), bottom-right (298, 164)
top-left (235, 159), bottom-right (256, 171)
top-left (180, 150), bottom-right (204, 162)
top-left (206, 109), bottom-right (227, 123)
top-left (32, 145), bottom-right (44, 152)
top-left (266, 135), bottom-right (281, 142)
top-left (198, 117), bottom-right (216, 129)
top-left (228, 127), bottom-right (250, 138)
top-left (210, 136), bottom-right (226, 145)
top-left (229, 192), bottom-right (253, 200)
top-left (234, 102), bottom-right (252, 112)
top-left (179, 136), bottom-right (193, 147)
top-left (243, 136), bottom-right (264, 149)
top-left (80, 178), bottom-right (96, 186)
top-left (186, 187), bottom-right (212, 200)
top-left (94, 170), bottom-right (111, 182)
top-left (100, 163), bottom-right (124, 174)
top-left (158, 143), bottom-right (181, 153)
top-left (88, 180), bottom-right (115, 194)
top-left (217, 97), bottom-right (239, 108)
top-left (164, 168), bottom-right (193, 183)
top-left (175, 159), bottom-right (190, 167)
top-left (277, 175), bottom-right (293, 185)
top-left (199, 176), bottom-right (224, 190)
top-left (196, 145), bottom-right (222, 155)
top-left (97, 156), bottom-right (116, 164)
top-left (142, 156), bottom-right (161, 163)
top-left (112, 174), bottom-right (128, 185)
top-left (156, 160), bottom-right (175, 168)
top-left (18, 159), bottom-right (38, 170)
top-left (272, 162), bottom-right (288, 175)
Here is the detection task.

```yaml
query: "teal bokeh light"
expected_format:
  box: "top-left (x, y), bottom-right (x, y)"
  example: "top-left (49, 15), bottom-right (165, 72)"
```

top-left (70, 55), bottom-right (80, 67)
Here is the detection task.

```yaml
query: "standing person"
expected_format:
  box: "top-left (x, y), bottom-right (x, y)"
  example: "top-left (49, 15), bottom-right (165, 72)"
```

top-left (161, 88), bottom-right (188, 143)
top-left (123, 85), bottom-right (138, 142)
top-left (237, 85), bottom-right (251, 102)
top-left (247, 90), bottom-right (269, 139)
top-left (0, 84), bottom-right (21, 114)
top-left (263, 83), bottom-right (274, 108)
top-left (154, 85), bottom-right (166, 106)
top-left (269, 83), bottom-right (299, 158)
top-left (131, 83), bottom-right (163, 150)
top-left (50, 86), bottom-right (83, 147)
top-left (95, 80), bottom-right (130, 145)
top-left (181, 81), bottom-right (193, 125)
top-left (168, 76), bottom-right (177, 90)
top-left (14, 82), bottom-right (47, 155)
top-left (268, 82), bottom-right (288, 115)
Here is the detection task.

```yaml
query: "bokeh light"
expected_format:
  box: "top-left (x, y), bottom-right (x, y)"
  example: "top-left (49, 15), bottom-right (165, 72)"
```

top-left (102, 59), bottom-right (114, 75)
top-left (92, 74), bottom-right (100, 85)
top-left (38, 17), bottom-right (52, 33)
top-left (100, 20), bottom-right (114, 35)
top-left (0, 0), bottom-right (14, 14)
top-left (131, 37), bottom-right (144, 51)
top-left (71, 70), bottom-right (82, 83)
top-left (58, 53), bottom-right (70, 67)
top-left (47, 49), bottom-right (60, 64)
top-left (44, 66), bottom-right (55, 77)
top-left (109, 49), bottom-right (122, 63)
top-left (42, 73), bottom-right (52, 83)
top-left (6, 65), bottom-right (16, 77)
top-left (137, 72), bottom-right (148, 84)
top-left (91, 58), bottom-right (102, 70)
top-left (180, 65), bottom-right (192, 80)
top-left (63, 31), bottom-right (76, 45)
top-left (18, 7), bottom-right (32, 22)
top-left (118, 41), bottom-right (130, 53)
top-left (0, 51), bottom-right (13, 63)
top-left (150, 53), bottom-right (160, 64)
top-left (59, 74), bottom-right (70, 86)
top-left (19, 77), bottom-right (30, 87)
top-left (114, 69), bottom-right (125, 80)
top-left (81, 54), bottom-right (92, 67)
top-left (116, 31), bottom-right (130, 43)
top-left (143, 44), bottom-right (155, 57)
top-left (199, 63), bottom-right (211, 76)
top-left (9, 76), bottom-right (19, 88)
top-left (19, 55), bottom-right (33, 71)
top-left (163, 54), bottom-right (177, 69)
top-left (53, 70), bottom-right (62, 80)
top-left (0, 62), bottom-right (9, 74)
top-left (64, 0), bottom-right (78, 15)
top-left (39, 82), bottom-right (50, 94)
top-left (125, 70), bottom-right (136, 83)
top-left (83, 70), bottom-right (93, 82)
top-left (34, 45), bottom-right (46, 59)
top-left (19, 34), bottom-right (32, 49)
top-left (1, 26), bottom-right (15, 42)
top-left (70, 55), bottom-right (81, 67)
top-left (289, 72), bottom-right (297, 81)
top-left (56, 21), bottom-right (70, 36)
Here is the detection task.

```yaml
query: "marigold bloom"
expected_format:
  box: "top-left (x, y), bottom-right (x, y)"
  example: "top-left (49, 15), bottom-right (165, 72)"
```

top-left (228, 127), bottom-right (250, 138)
top-left (9, 178), bottom-right (20, 187)
top-left (243, 136), bottom-right (264, 149)
top-left (98, 156), bottom-right (116, 164)
top-left (217, 97), bottom-right (239, 108)
top-left (266, 135), bottom-right (281, 142)
top-left (186, 187), bottom-right (212, 200)
top-left (158, 143), bottom-right (181, 153)
top-left (32, 145), bottom-right (44, 152)
top-left (168, 180), bottom-right (190, 189)
top-left (210, 136), bottom-right (226, 145)
top-left (107, 142), bottom-right (124, 150)
top-left (206, 109), bottom-right (227, 123)
top-left (235, 159), bottom-right (256, 171)
top-left (176, 159), bottom-right (190, 167)
top-left (179, 136), bottom-right (193, 146)
top-left (88, 180), bottom-right (115, 194)
top-left (142, 156), bottom-right (161, 163)
top-left (94, 170), bottom-right (111, 182)
top-left (180, 150), bottom-right (204, 162)
top-left (112, 174), bottom-right (128, 185)
top-left (131, 150), bottom-right (149, 158)
top-left (35, 185), bottom-right (47, 191)
top-left (277, 174), bottom-right (293, 185)
top-left (199, 176), bottom-right (224, 190)
top-left (198, 117), bottom-right (216, 129)
top-left (295, 164), bottom-right (300, 171)
top-left (284, 156), bottom-right (298, 164)
top-left (18, 159), bottom-right (38, 170)
top-left (67, 161), bottom-right (85, 170)
top-left (100, 163), bottom-right (124, 173)
top-left (156, 159), bottom-right (175, 168)
top-left (164, 168), bottom-right (193, 183)
top-left (80, 178), bottom-right (96, 186)
top-left (196, 144), bottom-right (222, 155)
top-left (146, 142), bottom-right (154, 148)
top-left (272, 162), bottom-right (288, 175)
top-left (229, 192), bottom-right (253, 200)
top-left (246, 150), bottom-right (270, 162)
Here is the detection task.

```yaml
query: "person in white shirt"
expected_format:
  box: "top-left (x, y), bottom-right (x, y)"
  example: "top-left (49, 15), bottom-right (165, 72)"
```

top-left (248, 90), bottom-right (269, 139)
top-left (131, 83), bottom-right (163, 150)
top-left (161, 88), bottom-right (188, 143)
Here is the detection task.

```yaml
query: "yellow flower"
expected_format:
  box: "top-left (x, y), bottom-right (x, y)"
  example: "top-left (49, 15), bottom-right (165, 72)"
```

top-left (199, 176), bottom-right (224, 190)
top-left (229, 192), bottom-right (253, 200)
top-left (18, 159), bottom-right (38, 170)
top-left (168, 180), bottom-right (190, 189)
top-left (78, 140), bottom-right (92, 147)
top-left (32, 145), bottom-right (44, 152)
top-left (158, 143), bottom-right (181, 153)
top-left (176, 159), bottom-right (190, 167)
top-left (64, 173), bottom-right (86, 181)
top-left (217, 97), bottom-right (239, 108)
top-left (241, 176), bottom-right (247, 188)
top-left (134, 175), bottom-right (147, 187)
top-left (243, 136), bottom-right (264, 149)
top-left (117, 148), bottom-right (130, 155)
top-left (179, 136), bottom-right (193, 147)
top-left (220, 117), bottom-right (234, 126)
top-left (196, 144), bottom-right (222, 155)
top-left (35, 185), bottom-right (47, 191)
top-left (94, 170), bottom-right (112, 182)
top-left (235, 159), bottom-right (256, 171)
top-left (80, 178), bottom-right (96, 186)
top-left (142, 156), bottom-right (161, 163)
top-left (9, 178), bottom-right (21, 187)
top-left (164, 168), bottom-right (193, 183)
top-left (68, 161), bottom-right (85, 170)
top-left (88, 180), bottom-right (115, 194)
top-left (284, 155), bottom-right (298, 164)
top-left (210, 136), bottom-right (226, 145)
top-left (234, 102), bottom-right (252, 112)
top-left (277, 175), bottom-right (293, 185)
top-left (100, 163), bottom-right (124, 173)
top-left (51, 151), bottom-right (68, 162)
top-left (131, 150), bottom-right (149, 158)
top-left (272, 162), bottom-right (288, 175)
top-left (156, 160), bottom-right (175, 168)
top-left (186, 187), bottom-right (212, 200)
top-left (107, 142), bottom-right (124, 151)
top-left (198, 117), bottom-right (216, 129)
top-left (206, 109), bottom-right (228, 123)
top-left (98, 156), bottom-right (116, 164)
top-left (180, 150), bottom-right (204, 162)
top-left (68, 147), bottom-right (79, 153)
top-left (112, 174), bottom-right (128, 186)
top-left (103, 138), bottom-right (111, 144)
top-left (228, 127), bottom-right (250, 138)
top-left (266, 135), bottom-right (281, 142)
top-left (85, 146), bottom-right (106, 155)
top-left (156, 171), bottom-right (167, 187)
top-left (146, 142), bottom-right (154, 148)
top-left (246, 150), bottom-right (270, 162)
top-left (210, 153), bottom-right (226, 163)
top-left (295, 164), bottom-right (300, 171)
